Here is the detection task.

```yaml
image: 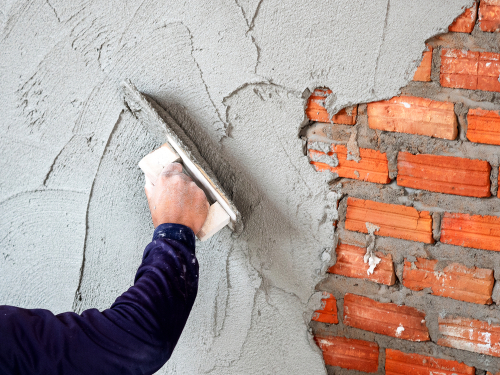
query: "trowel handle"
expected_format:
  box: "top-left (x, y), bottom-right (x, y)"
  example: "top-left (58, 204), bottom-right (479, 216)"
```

top-left (139, 143), bottom-right (230, 241)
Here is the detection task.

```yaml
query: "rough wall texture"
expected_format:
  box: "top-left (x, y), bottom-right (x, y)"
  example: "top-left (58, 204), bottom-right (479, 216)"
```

top-left (0, 1), bottom-right (472, 374)
top-left (308, 3), bottom-right (500, 372)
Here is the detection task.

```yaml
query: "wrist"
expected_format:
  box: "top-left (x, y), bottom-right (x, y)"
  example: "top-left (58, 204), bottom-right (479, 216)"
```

top-left (152, 223), bottom-right (196, 248)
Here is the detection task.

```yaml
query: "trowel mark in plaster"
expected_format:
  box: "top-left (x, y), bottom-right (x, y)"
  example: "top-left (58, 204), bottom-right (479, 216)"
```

top-left (364, 222), bottom-right (381, 275)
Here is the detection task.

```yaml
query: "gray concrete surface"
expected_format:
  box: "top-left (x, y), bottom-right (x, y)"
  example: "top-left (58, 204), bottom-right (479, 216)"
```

top-left (0, 1), bottom-right (471, 373)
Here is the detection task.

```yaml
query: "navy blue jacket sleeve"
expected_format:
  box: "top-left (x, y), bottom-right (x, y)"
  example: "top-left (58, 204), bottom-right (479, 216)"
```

top-left (0, 223), bottom-right (198, 375)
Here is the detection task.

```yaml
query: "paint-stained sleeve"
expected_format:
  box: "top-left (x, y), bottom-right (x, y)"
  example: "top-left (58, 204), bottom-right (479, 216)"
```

top-left (0, 223), bottom-right (198, 375)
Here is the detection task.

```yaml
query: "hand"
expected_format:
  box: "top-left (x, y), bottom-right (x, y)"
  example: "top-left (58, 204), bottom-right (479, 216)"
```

top-left (144, 163), bottom-right (209, 234)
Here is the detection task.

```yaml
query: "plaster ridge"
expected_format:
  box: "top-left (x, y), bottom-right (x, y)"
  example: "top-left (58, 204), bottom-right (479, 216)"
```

top-left (41, 135), bottom-right (77, 186)
top-left (1, 1), bottom-right (31, 41)
top-left (45, 0), bottom-right (61, 23)
top-left (71, 109), bottom-right (123, 312)
top-left (372, 0), bottom-right (391, 96)
top-left (115, 0), bottom-right (148, 50)
top-left (182, 22), bottom-right (227, 129)
top-left (0, 188), bottom-right (86, 207)
top-left (233, 0), bottom-right (250, 28)
top-left (212, 247), bottom-right (232, 337)
top-left (247, 0), bottom-right (264, 33)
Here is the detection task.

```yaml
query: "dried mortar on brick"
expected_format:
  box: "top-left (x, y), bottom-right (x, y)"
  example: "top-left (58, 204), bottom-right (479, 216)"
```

top-left (0, 0), bottom-right (473, 374)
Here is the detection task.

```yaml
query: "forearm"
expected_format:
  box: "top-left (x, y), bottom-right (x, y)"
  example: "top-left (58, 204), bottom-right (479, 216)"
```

top-left (0, 224), bottom-right (198, 375)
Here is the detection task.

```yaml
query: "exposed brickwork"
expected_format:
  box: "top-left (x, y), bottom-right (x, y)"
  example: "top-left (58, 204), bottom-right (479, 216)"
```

top-left (441, 212), bottom-right (500, 252)
top-left (307, 8), bottom-right (500, 373)
top-left (479, 0), bottom-right (500, 32)
top-left (367, 96), bottom-right (458, 140)
top-left (449, 1), bottom-right (478, 33)
top-left (345, 197), bottom-right (434, 243)
top-left (343, 294), bottom-right (430, 341)
top-left (402, 257), bottom-right (494, 304)
top-left (397, 151), bottom-right (491, 198)
top-left (329, 243), bottom-right (396, 285)
top-left (413, 45), bottom-right (433, 81)
top-left (306, 88), bottom-right (357, 124)
top-left (314, 335), bottom-right (379, 373)
top-left (438, 316), bottom-right (500, 357)
top-left (440, 48), bottom-right (500, 92)
top-left (309, 145), bottom-right (391, 184)
top-left (467, 108), bottom-right (500, 145)
top-left (312, 292), bottom-right (338, 324)
top-left (385, 348), bottom-right (475, 375)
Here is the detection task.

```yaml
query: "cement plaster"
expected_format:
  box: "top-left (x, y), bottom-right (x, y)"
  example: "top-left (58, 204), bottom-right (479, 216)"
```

top-left (0, 1), bottom-right (471, 373)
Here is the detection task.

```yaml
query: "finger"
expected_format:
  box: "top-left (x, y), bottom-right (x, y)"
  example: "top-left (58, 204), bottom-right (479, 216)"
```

top-left (161, 162), bottom-right (183, 175)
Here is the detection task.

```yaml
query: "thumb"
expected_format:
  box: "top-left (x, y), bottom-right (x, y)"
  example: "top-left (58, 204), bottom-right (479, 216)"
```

top-left (144, 176), bottom-right (154, 201)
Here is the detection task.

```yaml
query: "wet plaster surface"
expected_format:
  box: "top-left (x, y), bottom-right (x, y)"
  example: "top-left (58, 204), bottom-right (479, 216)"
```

top-left (0, 1), bottom-right (471, 373)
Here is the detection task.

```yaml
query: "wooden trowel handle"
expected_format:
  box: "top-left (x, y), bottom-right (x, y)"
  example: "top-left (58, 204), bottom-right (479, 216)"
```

top-left (139, 143), bottom-right (230, 241)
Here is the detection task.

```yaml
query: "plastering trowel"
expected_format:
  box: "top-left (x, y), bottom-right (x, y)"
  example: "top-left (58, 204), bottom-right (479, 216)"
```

top-left (121, 79), bottom-right (242, 241)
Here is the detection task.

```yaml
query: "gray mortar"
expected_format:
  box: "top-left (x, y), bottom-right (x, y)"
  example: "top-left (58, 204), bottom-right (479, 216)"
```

top-left (0, 1), bottom-right (474, 374)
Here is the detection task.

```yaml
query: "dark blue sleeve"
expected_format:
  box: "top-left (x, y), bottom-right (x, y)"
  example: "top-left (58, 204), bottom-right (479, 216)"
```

top-left (0, 223), bottom-right (198, 375)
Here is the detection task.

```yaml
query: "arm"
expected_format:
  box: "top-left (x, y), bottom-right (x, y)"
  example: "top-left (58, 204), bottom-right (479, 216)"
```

top-left (0, 163), bottom-right (209, 375)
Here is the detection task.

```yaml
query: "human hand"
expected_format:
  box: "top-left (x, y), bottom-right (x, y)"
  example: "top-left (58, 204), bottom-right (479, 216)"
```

top-left (144, 163), bottom-right (209, 234)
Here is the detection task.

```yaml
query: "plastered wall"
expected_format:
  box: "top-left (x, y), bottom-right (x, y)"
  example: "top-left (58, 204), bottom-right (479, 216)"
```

top-left (0, 1), bottom-right (471, 373)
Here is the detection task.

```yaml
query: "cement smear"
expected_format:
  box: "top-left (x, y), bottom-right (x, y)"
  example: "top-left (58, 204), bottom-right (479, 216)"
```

top-left (0, 1), bottom-right (471, 373)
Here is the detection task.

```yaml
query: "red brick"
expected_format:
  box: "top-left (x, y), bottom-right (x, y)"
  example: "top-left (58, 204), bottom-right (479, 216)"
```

top-left (413, 45), bottom-right (433, 82)
top-left (312, 291), bottom-right (338, 324)
top-left (328, 243), bottom-right (396, 285)
top-left (440, 49), bottom-right (500, 92)
top-left (306, 88), bottom-right (357, 124)
top-left (441, 212), bottom-right (500, 252)
top-left (309, 145), bottom-right (390, 184)
top-left (478, 52), bottom-right (500, 92)
top-left (449, 2), bottom-right (478, 33)
top-left (343, 293), bottom-right (430, 341)
top-left (385, 348), bottom-right (475, 375)
top-left (479, 0), bottom-right (500, 32)
top-left (397, 151), bottom-right (491, 198)
top-left (367, 96), bottom-right (458, 140)
top-left (438, 316), bottom-right (500, 357)
top-left (487, 372), bottom-right (500, 375)
top-left (467, 108), bottom-right (500, 145)
top-left (314, 335), bottom-right (379, 372)
top-left (403, 257), bottom-right (494, 304)
top-left (345, 197), bottom-right (434, 244)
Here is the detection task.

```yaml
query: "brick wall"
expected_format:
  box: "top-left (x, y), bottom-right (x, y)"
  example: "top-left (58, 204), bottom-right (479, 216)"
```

top-left (306, 2), bottom-right (500, 373)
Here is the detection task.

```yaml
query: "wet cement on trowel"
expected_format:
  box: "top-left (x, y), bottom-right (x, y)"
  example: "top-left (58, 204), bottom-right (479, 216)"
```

top-left (0, 1), bottom-right (472, 373)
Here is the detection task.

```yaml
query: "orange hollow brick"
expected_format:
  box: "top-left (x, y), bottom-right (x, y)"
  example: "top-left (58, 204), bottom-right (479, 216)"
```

top-left (441, 212), bottom-right (500, 252)
top-left (328, 243), bottom-right (396, 285)
top-left (449, 1), bottom-right (478, 33)
top-left (402, 258), bottom-right (494, 304)
top-left (467, 108), bottom-right (500, 145)
top-left (438, 316), bottom-right (500, 357)
top-left (311, 291), bottom-right (338, 324)
top-left (309, 145), bottom-right (391, 184)
top-left (343, 293), bottom-right (430, 341)
top-left (479, 0), bottom-right (500, 32)
top-left (345, 197), bottom-right (434, 244)
top-left (306, 88), bottom-right (357, 124)
top-left (314, 335), bottom-right (379, 373)
top-left (385, 348), bottom-right (475, 375)
top-left (397, 151), bottom-right (491, 198)
top-left (367, 96), bottom-right (458, 140)
top-left (440, 48), bottom-right (500, 92)
top-left (413, 45), bottom-right (433, 82)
